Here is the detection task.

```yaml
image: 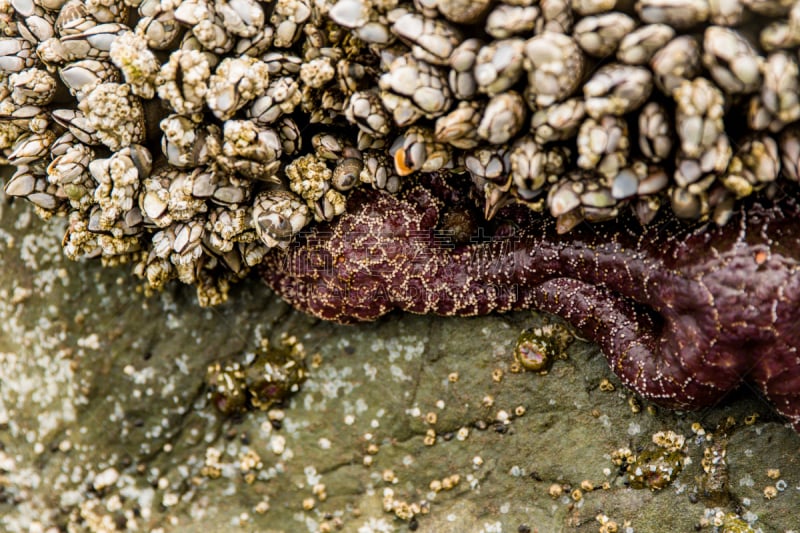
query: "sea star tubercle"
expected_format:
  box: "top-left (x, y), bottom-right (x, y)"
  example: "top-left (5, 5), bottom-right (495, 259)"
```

top-left (260, 183), bottom-right (800, 431)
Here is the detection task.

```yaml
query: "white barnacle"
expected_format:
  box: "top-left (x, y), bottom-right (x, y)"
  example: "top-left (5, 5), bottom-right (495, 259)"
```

top-left (0, 120), bottom-right (25, 151)
top-left (391, 125), bottom-right (452, 176)
top-left (156, 49), bottom-right (211, 115)
top-left (83, 0), bottom-right (126, 22)
top-left (206, 206), bottom-right (255, 253)
top-left (270, 0), bottom-right (311, 48)
top-left (109, 30), bottom-right (159, 98)
top-left (0, 37), bottom-right (37, 72)
top-left (379, 53), bottom-right (452, 126)
top-left (248, 76), bottom-right (302, 125)
top-left (46, 142), bottom-right (96, 211)
top-left (477, 91), bottom-right (526, 145)
top-left (59, 59), bottom-right (120, 101)
top-left (583, 64), bottom-right (653, 118)
top-left (299, 57), bottom-right (335, 89)
top-left (252, 189), bottom-right (310, 249)
top-left (90, 144), bottom-right (151, 229)
top-left (673, 77), bottom-right (726, 159)
top-left (9, 67), bottom-right (57, 106)
top-left (220, 119), bottom-right (282, 179)
top-left (284, 152), bottom-right (345, 221)
top-left (345, 89), bottom-right (392, 138)
top-left (7, 130), bottom-right (55, 165)
top-left (206, 56), bottom-right (270, 120)
top-left (434, 100), bottom-right (484, 149)
top-left (77, 82), bottom-right (144, 150)
top-left (214, 0), bottom-right (265, 38)
top-left (62, 210), bottom-right (101, 260)
top-left (285, 153), bottom-right (332, 205)
top-left (329, 0), bottom-right (370, 28)
top-left (523, 32), bottom-right (584, 108)
top-left (160, 113), bottom-right (219, 168)
top-left (576, 115), bottom-right (630, 180)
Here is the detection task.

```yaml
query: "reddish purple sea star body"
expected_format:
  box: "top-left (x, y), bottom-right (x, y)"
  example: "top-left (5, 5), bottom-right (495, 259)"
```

top-left (261, 183), bottom-right (800, 431)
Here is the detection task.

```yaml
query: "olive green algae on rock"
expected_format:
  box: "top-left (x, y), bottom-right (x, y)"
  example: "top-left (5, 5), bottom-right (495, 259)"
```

top-left (2, 197), bottom-right (800, 532)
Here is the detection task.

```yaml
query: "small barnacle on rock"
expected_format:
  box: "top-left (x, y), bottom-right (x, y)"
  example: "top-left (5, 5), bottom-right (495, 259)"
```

top-left (206, 360), bottom-right (248, 415)
top-left (627, 432), bottom-right (687, 490)
top-left (513, 322), bottom-right (574, 372)
top-left (627, 447), bottom-right (685, 490)
top-left (206, 337), bottom-right (308, 416)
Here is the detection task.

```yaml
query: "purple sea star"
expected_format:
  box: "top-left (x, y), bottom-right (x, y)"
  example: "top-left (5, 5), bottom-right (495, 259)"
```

top-left (260, 179), bottom-right (800, 431)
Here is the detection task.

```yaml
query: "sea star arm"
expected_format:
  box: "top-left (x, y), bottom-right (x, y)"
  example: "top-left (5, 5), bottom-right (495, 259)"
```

top-left (749, 340), bottom-right (800, 432)
top-left (525, 277), bottom-right (747, 410)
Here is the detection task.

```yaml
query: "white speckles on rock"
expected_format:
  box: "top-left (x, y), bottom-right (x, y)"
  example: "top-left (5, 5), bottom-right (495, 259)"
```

top-left (76, 333), bottom-right (100, 349)
top-left (269, 434), bottom-right (286, 455)
top-left (92, 467), bottom-right (120, 491)
top-left (628, 422), bottom-right (642, 435)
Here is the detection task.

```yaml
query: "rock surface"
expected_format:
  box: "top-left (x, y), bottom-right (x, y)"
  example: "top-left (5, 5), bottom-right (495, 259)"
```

top-left (1, 194), bottom-right (799, 532)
